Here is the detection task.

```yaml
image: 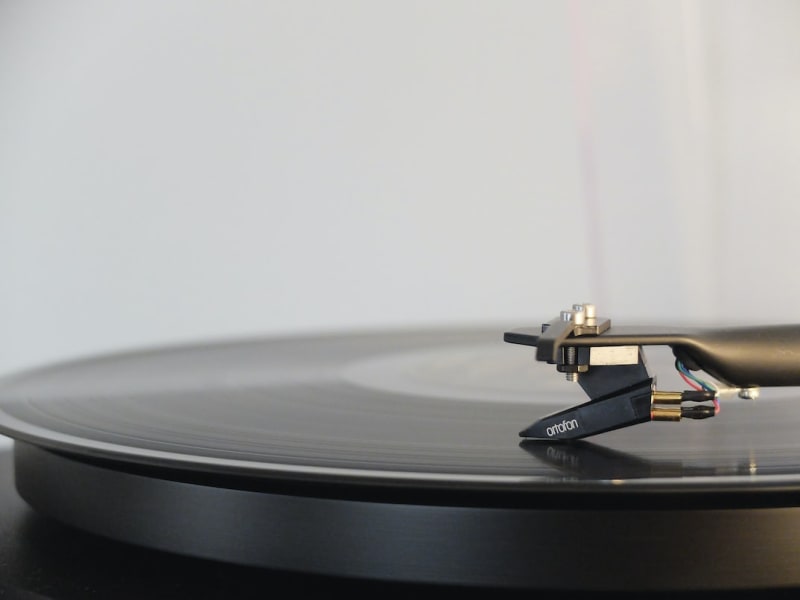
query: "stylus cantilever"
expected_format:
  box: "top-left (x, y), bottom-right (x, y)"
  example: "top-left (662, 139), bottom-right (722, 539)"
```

top-left (504, 303), bottom-right (800, 440)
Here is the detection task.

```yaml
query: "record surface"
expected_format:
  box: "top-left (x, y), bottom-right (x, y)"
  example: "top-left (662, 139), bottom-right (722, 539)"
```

top-left (0, 326), bottom-right (798, 489)
top-left (2, 326), bottom-right (800, 592)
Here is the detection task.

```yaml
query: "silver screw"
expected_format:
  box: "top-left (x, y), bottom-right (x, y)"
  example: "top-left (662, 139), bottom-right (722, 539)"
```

top-left (565, 346), bottom-right (578, 382)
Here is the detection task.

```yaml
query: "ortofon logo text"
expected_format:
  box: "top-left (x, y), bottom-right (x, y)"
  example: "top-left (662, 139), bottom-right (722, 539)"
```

top-left (546, 418), bottom-right (579, 437)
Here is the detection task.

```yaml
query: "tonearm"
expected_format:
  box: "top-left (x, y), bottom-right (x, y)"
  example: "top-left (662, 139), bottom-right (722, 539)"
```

top-left (505, 303), bottom-right (800, 440)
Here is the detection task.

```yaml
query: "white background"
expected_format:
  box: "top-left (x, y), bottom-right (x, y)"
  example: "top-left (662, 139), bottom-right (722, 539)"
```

top-left (1, 0), bottom-right (800, 378)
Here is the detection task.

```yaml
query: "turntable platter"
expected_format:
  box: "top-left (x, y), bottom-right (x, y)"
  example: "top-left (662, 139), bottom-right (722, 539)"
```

top-left (1, 328), bottom-right (800, 591)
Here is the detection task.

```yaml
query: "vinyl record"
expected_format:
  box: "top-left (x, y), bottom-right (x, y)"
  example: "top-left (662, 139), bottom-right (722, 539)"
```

top-left (1, 327), bottom-right (800, 591)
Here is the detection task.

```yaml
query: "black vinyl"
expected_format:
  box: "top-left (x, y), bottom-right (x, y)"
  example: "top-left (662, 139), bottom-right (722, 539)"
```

top-left (2, 328), bottom-right (800, 593)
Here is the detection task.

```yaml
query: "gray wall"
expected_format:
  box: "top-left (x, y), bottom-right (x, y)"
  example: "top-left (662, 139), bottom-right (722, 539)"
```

top-left (2, 0), bottom-right (799, 376)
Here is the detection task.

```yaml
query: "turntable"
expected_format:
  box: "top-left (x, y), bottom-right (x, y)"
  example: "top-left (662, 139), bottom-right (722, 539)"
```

top-left (1, 305), bottom-right (800, 597)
